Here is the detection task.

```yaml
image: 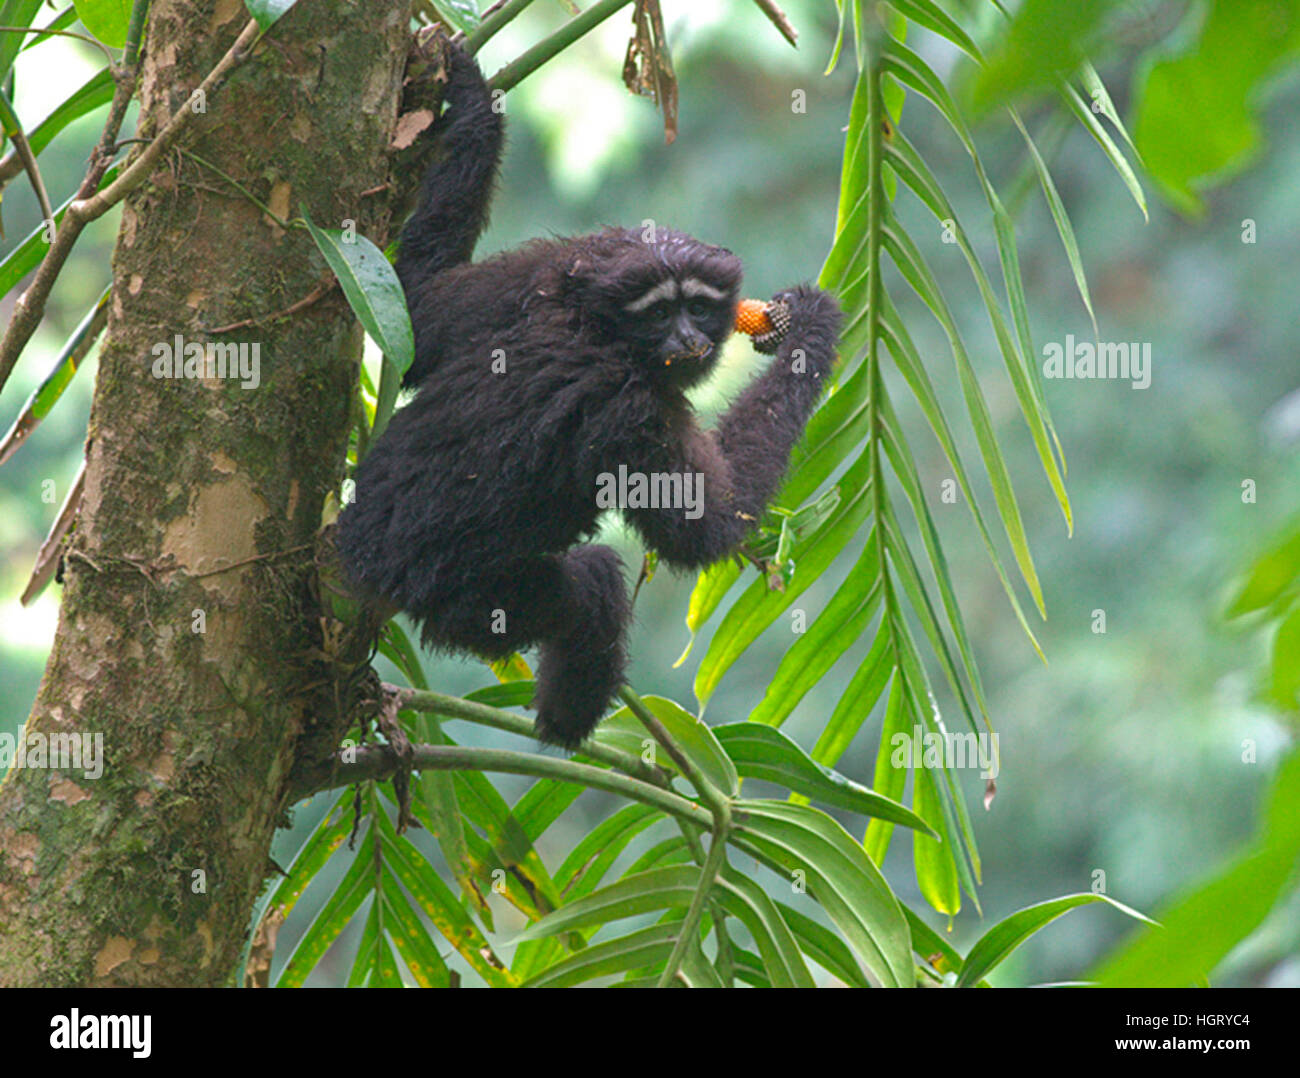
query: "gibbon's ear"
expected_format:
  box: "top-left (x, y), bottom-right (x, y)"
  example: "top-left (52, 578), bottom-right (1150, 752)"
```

top-left (560, 253), bottom-right (622, 325)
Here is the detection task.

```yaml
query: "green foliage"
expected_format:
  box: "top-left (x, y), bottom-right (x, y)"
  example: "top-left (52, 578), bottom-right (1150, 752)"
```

top-left (1133, 0), bottom-right (1300, 215)
top-left (1085, 526), bottom-right (1300, 986)
top-left (1090, 749), bottom-right (1300, 987)
top-left (0, 0), bottom-right (1175, 988)
top-left (268, 0), bottom-right (1158, 988)
top-left (73, 0), bottom-right (130, 48)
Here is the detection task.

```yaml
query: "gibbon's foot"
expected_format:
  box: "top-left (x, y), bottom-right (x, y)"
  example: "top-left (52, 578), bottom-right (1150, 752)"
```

top-left (531, 546), bottom-right (629, 749)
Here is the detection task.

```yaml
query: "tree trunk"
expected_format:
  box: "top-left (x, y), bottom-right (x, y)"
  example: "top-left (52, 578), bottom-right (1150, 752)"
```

top-left (0, 0), bottom-right (422, 986)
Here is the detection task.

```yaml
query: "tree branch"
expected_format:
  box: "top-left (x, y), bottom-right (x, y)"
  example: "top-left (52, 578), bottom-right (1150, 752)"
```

top-left (290, 742), bottom-right (710, 827)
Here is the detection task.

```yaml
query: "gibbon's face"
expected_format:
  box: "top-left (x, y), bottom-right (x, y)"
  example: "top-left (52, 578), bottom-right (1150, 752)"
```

top-left (569, 229), bottom-right (744, 388)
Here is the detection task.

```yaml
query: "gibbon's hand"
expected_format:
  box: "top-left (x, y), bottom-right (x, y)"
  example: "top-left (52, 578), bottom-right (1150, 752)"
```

top-left (770, 284), bottom-right (841, 378)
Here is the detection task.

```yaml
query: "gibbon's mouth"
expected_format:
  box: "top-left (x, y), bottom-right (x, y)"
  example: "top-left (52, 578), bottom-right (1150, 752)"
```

top-left (663, 343), bottom-right (714, 368)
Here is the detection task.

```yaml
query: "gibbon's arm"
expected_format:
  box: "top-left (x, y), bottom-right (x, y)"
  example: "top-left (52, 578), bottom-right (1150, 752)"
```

top-left (621, 285), bottom-right (842, 569)
top-left (396, 41), bottom-right (503, 385)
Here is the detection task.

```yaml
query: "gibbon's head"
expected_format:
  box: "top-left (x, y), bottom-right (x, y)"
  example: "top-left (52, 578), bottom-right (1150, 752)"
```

top-left (563, 227), bottom-right (743, 387)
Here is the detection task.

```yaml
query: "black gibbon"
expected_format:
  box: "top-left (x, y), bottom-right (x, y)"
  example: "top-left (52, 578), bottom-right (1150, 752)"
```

top-left (336, 40), bottom-right (842, 748)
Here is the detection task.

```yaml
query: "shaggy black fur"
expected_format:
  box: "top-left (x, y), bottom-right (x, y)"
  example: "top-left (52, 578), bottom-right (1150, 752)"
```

top-left (337, 41), bottom-right (842, 748)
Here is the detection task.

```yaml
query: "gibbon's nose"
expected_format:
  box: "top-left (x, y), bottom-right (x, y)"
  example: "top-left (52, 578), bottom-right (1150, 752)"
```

top-left (664, 319), bottom-right (712, 365)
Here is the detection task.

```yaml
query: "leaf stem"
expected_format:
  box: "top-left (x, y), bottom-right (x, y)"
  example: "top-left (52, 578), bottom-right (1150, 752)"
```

top-left (488, 0), bottom-right (636, 93)
top-left (656, 825), bottom-right (729, 986)
top-left (292, 742), bottom-right (710, 828)
top-left (463, 0), bottom-right (538, 55)
top-left (617, 685), bottom-right (728, 815)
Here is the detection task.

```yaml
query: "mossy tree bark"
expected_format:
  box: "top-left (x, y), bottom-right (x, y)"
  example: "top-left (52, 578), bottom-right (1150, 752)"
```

top-left (0, 0), bottom-right (430, 985)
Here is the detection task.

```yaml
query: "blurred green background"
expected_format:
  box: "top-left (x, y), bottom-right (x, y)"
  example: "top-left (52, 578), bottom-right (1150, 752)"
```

top-left (2, 0), bottom-right (1297, 985)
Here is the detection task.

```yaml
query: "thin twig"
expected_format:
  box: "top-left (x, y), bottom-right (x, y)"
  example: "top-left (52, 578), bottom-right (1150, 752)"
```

top-left (176, 146), bottom-right (293, 227)
top-left (0, 25), bottom-right (116, 65)
top-left (751, 0), bottom-right (798, 48)
top-left (0, 102), bottom-right (55, 227)
top-left (205, 278), bottom-right (335, 333)
top-left (20, 460), bottom-right (86, 605)
top-left (489, 0), bottom-right (636, 93)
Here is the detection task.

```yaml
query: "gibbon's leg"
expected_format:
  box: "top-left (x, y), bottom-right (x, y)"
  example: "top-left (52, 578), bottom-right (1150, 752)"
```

top-left (622, 284), bottom-right (843, 569)
top-left (427, 546), bottom-right (629, 749)
top-left (532, 545), bottom-right (630, 750)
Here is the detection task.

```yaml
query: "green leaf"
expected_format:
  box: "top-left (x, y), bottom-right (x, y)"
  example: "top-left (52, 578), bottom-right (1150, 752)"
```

top-left (375, 806), bottom-right (516, 986)
top-left (1091, 749), bottom-right (1300, 987)
top-left (406, 708), bottom-right (479, 918)
top-left (877, 394), bottom-right (991, 728)
top-left (555, 803), bottom-right (664, 895)
top-left (912, 757), bottom-right (961, 917)
top-left (0, 287), bottom-right (108, 468)
top-left (513, 777), bottom-right (585, 843)
top-left (967, 0), bottom-right (1116, 114)
top-left (876, 297), bottom-right (1044, 661)
top-left (345, 901), bottom-right (384, 987)
top-left (0, 1), bottom-right (44, 78)
top-left (1010, 112), bottom-right (1098, 335)
top-left (810, 633), bottom-right (894, 778)
top-left (714, 722), bottom-right (935, 836)
top-left (624, 836), bottom-right (692, 876)
top-left (15, 69), bottom-right (114, 161)
top-left (746, 530), bottom-right (883, 728)
top-left (521, 923), bottom-right (679, 987)
top-left (514, 865), bottom-right (699, 943)
top-left (882, 218), bottom-right (1046, 618)
top-left (1060, 80), bottom-right (1146, 221)
top-left (694, 448), bottom-right (875, 707)
top-left (732, 799), bottom-right (912, 987)
top-left (862, 672), bottom-right (909, 863)
top-left (776, 900), bottom-right (870, 987)
top-left (903, 903), bottom-right (967, 981)
top-left (430, 0), bottom-right (481, 35)
top-left (276, 828), bottom-right (376, 987)
top-left (263, 792), bottom-right (352, 920)
top-left (73, 0), bottom-right (130, 47)
top-left (675, 559), bottom-right (740, 668)
top-left (1224, 523), bottom-right (1300, 619)
top-left (960, 892), bottom-right (1153, 987)
top-left (1268, 606), bottom-right (1300, 711)
top-left (244, 0), bottom-right (299, 31)
top-left (0, 163), bottom-right (119, 297)
top-left (883, 122), bottom-right (1072, 540)
top-left (1133, 0), bottom-right (1300, 215)
top-left (714, 865), bottom-right (815, 988)
top-left (885, 0), bottom-right (981, 62)
top-left (596, 695), bottom-right (737, 796)
top-left (676, 939), bottom-right (726, 987)
top-left (379, 874), bottom-right (452, 987)
top-left (301, 213), bottom-right (413, 435)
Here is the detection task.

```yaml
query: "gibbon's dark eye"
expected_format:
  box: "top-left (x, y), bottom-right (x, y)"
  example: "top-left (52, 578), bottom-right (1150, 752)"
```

top-left (686, 298), bottom-right (713, 319)
top-left (647, 301), bottom-right (672, 322)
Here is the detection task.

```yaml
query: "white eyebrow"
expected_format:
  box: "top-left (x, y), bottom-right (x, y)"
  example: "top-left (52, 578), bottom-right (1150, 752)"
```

top-left (679, 278), bottom-right (728, 302)
top-left (623, 278), bottom-right (679, 312)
